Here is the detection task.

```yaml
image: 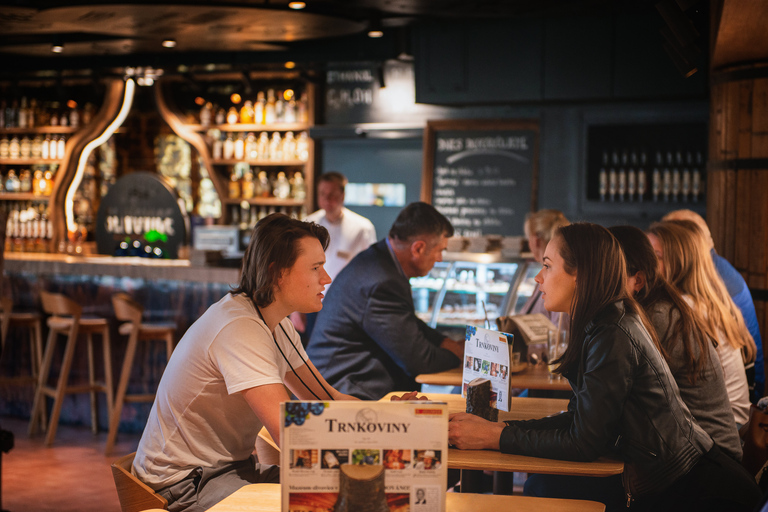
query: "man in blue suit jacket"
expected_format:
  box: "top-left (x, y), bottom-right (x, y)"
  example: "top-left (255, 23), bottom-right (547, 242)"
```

top-left (308, 202), bottom-right (464, 400)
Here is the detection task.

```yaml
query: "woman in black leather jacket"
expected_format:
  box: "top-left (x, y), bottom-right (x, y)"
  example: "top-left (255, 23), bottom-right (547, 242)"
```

top-left (448, 223), bottom-right (760, 512)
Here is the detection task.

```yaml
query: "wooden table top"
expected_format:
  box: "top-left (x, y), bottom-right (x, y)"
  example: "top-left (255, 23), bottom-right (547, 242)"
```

top-left (381, 392), bottom-right (623, 477)
top-left (202, 483), bottom-right (605, 512)
top-left (416, 364), bottom-right (573, 391)
top-left (381, 392), bottom-right (569, 422)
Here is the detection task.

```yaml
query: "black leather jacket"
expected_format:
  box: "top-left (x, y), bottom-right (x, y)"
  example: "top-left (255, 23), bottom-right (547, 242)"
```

top-left (500, 301), bottom-right (713, 500)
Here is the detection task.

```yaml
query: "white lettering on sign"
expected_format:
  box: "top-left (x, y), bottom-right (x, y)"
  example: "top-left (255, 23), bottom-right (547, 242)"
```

top-left (105, 215), bottom-right (175, 236)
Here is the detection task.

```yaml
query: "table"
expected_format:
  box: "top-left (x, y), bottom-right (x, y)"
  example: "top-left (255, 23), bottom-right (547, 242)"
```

top-left (202, 483), bottom-right (606, 512)
top-left (415, 364), bottom-right (573, 391)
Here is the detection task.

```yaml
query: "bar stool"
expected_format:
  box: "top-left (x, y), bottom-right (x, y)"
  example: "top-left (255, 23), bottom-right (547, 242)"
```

top-left (106, 293), bottom-right (176, 455)
top-left (0, 295), bottom-right (46, 431)
top-left (28, 291), bottom-right (114, 446)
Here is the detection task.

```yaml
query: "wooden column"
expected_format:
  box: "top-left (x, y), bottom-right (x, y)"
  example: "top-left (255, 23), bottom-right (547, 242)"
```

top-left (708, 0), bottom-right (768, 376)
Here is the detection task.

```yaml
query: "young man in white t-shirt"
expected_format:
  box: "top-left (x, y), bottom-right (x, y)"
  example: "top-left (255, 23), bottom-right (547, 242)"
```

top-left (133, 214), bottom-right (386, 512)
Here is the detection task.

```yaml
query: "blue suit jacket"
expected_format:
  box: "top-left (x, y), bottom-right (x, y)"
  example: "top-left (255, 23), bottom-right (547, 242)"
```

top-left (307, 239), bottom-right (460, 399)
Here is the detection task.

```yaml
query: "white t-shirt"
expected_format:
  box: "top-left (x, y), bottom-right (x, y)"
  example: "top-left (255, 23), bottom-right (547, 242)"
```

top-left (305, 207), bottom-right (376, 287)
top-left (132, 293), bottom-right (308, 490)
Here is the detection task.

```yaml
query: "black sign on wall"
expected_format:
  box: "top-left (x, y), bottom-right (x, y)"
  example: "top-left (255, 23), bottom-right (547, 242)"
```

top-left (422, 120), bottom-right (539, 237)
top-left (96, 172), bottom-right (188, 259)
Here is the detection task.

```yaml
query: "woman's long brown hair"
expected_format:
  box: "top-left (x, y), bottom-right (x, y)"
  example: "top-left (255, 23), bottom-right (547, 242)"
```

top-left (553, 223), bottom-right (659, 375)
top-left (648, 220), bottom-right (756, 363)
top-left (609, 225), bottom-right (713, 383)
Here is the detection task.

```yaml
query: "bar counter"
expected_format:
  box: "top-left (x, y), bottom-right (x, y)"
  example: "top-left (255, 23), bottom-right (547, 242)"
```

top-left (1, 252), bottom-right (240, 432)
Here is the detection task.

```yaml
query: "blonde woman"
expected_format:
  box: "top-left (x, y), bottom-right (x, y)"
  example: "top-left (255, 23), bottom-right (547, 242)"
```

top-left (520, 209), bottom-right (570, 326)
top-left (647, 220), bottom-right (756, 427)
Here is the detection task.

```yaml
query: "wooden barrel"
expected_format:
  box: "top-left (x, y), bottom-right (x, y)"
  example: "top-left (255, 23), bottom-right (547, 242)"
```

top-left (708, 65), bottom-right (768, 378)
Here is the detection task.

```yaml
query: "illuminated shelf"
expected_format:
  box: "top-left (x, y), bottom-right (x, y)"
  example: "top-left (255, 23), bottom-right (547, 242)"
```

top-left (0, 158), bottom-right (63, 165)
top-left (0, 126), bottom-right (78, 135)
top-left (220, 197), bottom-right (304, 206)
top-left (190, 123), bottom-right (310, 132)
top-left (210, 159), bottom-right (306, 166)
top-left (0, 193), bottom-right (50, 201)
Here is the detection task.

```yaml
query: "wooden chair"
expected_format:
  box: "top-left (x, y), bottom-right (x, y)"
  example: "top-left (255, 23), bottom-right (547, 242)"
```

top-left (106, 293), bottom-right (176, 455)
top-left (255, 426), bottom-right (281, 466)
top-left (111, 452), bottom-right (168, 512)
top-left (28, 290), bottom-right (113, 446)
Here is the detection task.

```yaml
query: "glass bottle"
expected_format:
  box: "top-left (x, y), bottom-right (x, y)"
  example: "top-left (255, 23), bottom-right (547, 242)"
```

top-left (282, 131), bottom-right (296, 160)
top-left (241, 168), bottom-right (255, 199)
top-left (291, 171), bottom-right (306, 200)
top-left (245, 132), bottom-right (257, 160)
top-left (298, 92), bottom-right (309, 123)
top-left (19, 169), bottom-right (32, 192)
top-left (211, 131), bottom-right (223, 160)
top-left (226, 107), bottom-right (239, 125)
top-left (0, 136), bottom-right (9, 158)
top-left (228, 168), bottom-right (241, 199)
top-left (31, 135), bottom-right (42, 159)
top-left (223, 133), bottom-right (235, 160)
top-left (275, 93), bottom-right (284, 123)
top-left (257, 132), bottom-right (269, 160)
top-left (284, 98), bottom-right (297, 123)
top-left (200, 102), bottom-right (213, 127)
top-left (20, 136), bottom-right (31, 158)
top-left (48, 135), bottom-right (57, 159)
top-left (69, 105), bottom-right (79, 128)
top-left (32, 170), bottom-right (44, 195)
top-left (41, 135), bottom-right (50, 159)
top-left (255, 91), bottom-right (266, 124)
top-left (269, 132), bottom-right (282, 161)
top-left (240, 100), bottom-right (254, 124)
top-left (265, 89), bottom-right (276, 124)
top-left (18, 97), bottom-right (28, 129)
top-left (214, 107), bottom-right (226, 125)
top-left (257, 170), bottom-right (271, 197)
top-left (234, 133), bottom-right (245, 161)
top-left (273, 171), bottom-right (290, 198)
top-left (57, 135), bottom-right (66, 158)
top-left (296, 131), bottom-right (309, 161)
top-left (6, 169), bottom-right (20, 192)
top-left (9, 136), bottom-right (20, 159)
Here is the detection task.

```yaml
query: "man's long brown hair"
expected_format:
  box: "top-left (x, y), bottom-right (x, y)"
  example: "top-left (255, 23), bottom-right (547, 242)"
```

top-left (553, 223), bottom-right (659, 376)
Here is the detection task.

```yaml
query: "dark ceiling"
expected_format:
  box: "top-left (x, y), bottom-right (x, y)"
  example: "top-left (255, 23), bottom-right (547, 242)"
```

top-left (0, 0), bottom-right (704, 77)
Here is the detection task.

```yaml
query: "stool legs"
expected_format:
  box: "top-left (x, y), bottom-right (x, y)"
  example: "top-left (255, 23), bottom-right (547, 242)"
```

top-left (45, 322), bottom-right (80, 446)
top-left (105, 329), bottom-right (138, 455)
top-left (29, 327), bottom-right (58, 437)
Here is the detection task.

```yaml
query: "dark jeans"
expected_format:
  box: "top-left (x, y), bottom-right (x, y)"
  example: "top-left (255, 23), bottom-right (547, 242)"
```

top-left (525, 446), bottom-right (761, 512)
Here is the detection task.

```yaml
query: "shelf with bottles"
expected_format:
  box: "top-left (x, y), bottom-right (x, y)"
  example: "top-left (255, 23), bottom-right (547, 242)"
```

top-left (189, 122), bottom-right (310, 133)
top-left (0, 126), bottom-right (78, 135)
top-left (2, 199), bottom-right (54, 254)
top-left (0, 166), bottom-right (56, 197)
top-left (0, 133), bottom-right (72, 162)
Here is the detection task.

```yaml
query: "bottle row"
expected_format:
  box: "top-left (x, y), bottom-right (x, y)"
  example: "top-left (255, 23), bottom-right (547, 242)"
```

top-left (596, 150), bottom-right (705, 203)
top-left (228, 169), bottom-right (306, 201)
top-left (199, 89), bottom-right (309, 127)
top-left (229, 203), bottom-right (308, 229)
top-left (0, 135), bottom-right (68, 160)
top-left (0, 168), bottom-right (56, 195)
top-left (4, 202), bottom-right (53, 253)
top-left (0, 96), bottom-right (94, 129)
top-left (210, 130), bottom-right (309, 162)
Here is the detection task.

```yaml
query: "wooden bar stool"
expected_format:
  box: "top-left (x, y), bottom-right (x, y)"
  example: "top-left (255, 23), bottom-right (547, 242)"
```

top-left (106, 293), bottom-right (176, 455)
top-left (0, 295), bottom-right (46, 431)
top-left (28, 291), bottom-right (114, 446)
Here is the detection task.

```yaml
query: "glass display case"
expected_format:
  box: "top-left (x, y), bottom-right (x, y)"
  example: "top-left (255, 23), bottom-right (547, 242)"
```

top-left (411, 252), bottom-right (540, 338)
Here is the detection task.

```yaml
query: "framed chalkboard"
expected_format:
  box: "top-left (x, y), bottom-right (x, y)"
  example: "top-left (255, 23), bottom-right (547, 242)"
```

top-left (422, 119), bottom-right (539, 237)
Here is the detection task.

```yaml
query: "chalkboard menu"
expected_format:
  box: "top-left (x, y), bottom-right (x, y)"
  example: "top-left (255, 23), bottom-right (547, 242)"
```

top-left (95, 172), bottom-right (188, 259)
top-left (422, 120), bottom-right (539, 237)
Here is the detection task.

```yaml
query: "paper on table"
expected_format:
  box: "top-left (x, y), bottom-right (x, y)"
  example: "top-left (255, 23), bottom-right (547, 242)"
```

top-left (461, 325), bottom-right (514, 412)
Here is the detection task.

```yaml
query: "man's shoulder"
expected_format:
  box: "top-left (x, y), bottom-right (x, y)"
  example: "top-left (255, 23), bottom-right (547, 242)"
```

top-left (342, 208), bottom-right (375, 229)
top-left (305, 209), bottom-right (326, 223)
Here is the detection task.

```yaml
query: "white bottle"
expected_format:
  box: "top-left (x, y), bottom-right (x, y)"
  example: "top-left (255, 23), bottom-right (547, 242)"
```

top-left (608, 168), bottom-right (617, 202)
top-left (41, 135), bottom-right (49, 159)
top-left (212, 133), bottom-right (223, 160)
top-left (627, 169), bottom-right (636, 201)
top-left (618, 169), bottom-right (626, 202)
top-left (57, 136), bottom-right (66, 158)
top-left (234, 133), bottom-right (245, 160)
top-left (662, 168), bottom-right (671, 202)
top-left (671, 168), bottom-right (681, 202)
top-left (682, 168), bottom-right (691, 202)
top-left (599, 168), bottom-right (607, 202)
top-left (223, 133), bottom-right (234, 160)
top-left (637, 169), bottom-right (646, 202)
top-left (652, 168), bottom-right (661, 202)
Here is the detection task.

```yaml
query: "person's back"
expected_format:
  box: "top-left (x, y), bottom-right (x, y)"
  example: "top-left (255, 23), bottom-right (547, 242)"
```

top-left (648, 300), bottom-right (742, 461)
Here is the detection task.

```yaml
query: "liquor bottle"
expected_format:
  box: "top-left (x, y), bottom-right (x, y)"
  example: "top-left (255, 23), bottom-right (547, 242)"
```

top-left (245, 132), bottom-right (257, 160)
top-left (0, 100), bottom-right (5, 128)
top-left (662, 151), bottom-right (672, 202)
top-left (265, 89), bottom-right (276, 124)
top-left (240, 100), bottom-right (254, 124)
top-left (48, 135), bottom-right (57, 159)
top-left (284, 98), bottom-right (297, 123)
top-left (257, 132), bottom-right (269, 159)
top-left (255, 91), bottom-right (266, 124)
top-left (671, 168), bottom-right (681, 202)
top-left (608, 151), bottom-right (618, 202)
top-left (212, 132), bottom-right (223, 160)
top-left (18, 97), bottom-right (28, 129)
top-left (298, 92), bottom-right (309, 123)
top-left (275, 93), bottom-right (284, 123)
top-left (28, 98), bottom-right (37, 128)
top-left (291, 171), bottom-right (306, 200)
top-left (31, 136), bottom-right (42, 158)
top-left (226, 107), bottom-right (239, 125)
top-left (234, 133), bottom-right (245, 160)
top-left (41, 135), bottom-right (50, 159)
top-left (228, 169), bottom-right (241, 199)
top-left (5, 169), bottom-right (19, 192)
top-left (692, 152), bottom-right (703, 202)
top-left (282, 131), bottom-right (296, 160)
top-left (638, 153), bottom-right (647, 203)
top-left (0, 136), bottom-right (9, 158)
top-left (617, 151), bottom-right (627, 202)
top-left (257, 170), bottom-right (271, 197)
top-left (273, 171), bottom-right (290, 199)
top-left (9, 136), bottom-right (20, 159)
top-left (215, 107), bottom-right (226, 125)
top-left (43, 170), bottom-right (53, 195)
top-left (223, 133), bottom-right (234, 160)
top-left (32, 170), bottom-right (44, 195)
top-left (20, 136), bottom-right (31, 158)
top-left (249, 206), bottom-right (258, 229)
top-left (69, 105), bottom-right (79, 128)
top-left (19, 169), bottom-right (32, 192)
top-left (241, 168), bottom-right (255, 199)
top-left (57, 136), bottom-right (66, 158)
top-left (269, 132), bottom-right (282, 160)
top-left (200, 102), bottom-right (213, 127)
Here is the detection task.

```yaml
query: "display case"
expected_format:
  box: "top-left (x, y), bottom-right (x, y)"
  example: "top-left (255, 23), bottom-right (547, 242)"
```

top-left (411, 252), bottom-right (540, 338)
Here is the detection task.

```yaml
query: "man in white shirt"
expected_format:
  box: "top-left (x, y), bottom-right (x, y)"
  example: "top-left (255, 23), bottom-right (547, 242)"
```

top-left (294, 172), bottom-right (376, 343)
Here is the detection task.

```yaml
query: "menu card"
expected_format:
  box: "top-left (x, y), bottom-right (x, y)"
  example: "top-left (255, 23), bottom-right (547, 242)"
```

top-left (461, 325), bottom-right (514, 412)
top-left (280, 401), bottom-right (448, 512)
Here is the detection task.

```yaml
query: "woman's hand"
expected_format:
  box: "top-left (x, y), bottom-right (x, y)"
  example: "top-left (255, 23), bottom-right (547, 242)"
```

top-left (448, 412), bottom-right (505, 451)
top-left (390, 391), bottom-right (428, 401)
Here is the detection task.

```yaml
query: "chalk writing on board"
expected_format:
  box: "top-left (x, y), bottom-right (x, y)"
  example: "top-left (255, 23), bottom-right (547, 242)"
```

top-left (429, 130), bottom-right (535, 237)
